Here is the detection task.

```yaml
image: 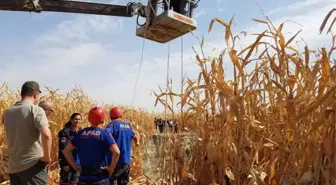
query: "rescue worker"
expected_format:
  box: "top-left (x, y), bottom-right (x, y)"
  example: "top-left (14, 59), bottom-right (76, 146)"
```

top-left (164, 0), bottom-right (199, 17)
top-left (62, 107), bottom-right (120, 185)
top-left (164, 0), bottom-right (187, 15)
top-left (158, 118), bottom-right (165, 133)
top-left (154, 118), bottom-right (158, 131)
top-left (187, 0), bottom-right (199, 18)
top-left (155, 118), bottom-right (161, 132)
top-left (168, 119), bottom-right (173, 132)
top-left (173, 119), bottom-right (178, 133)
top-left (106, 107), bottom-right (139, 185)
top-left (58, 113), bottom-right (82, 184)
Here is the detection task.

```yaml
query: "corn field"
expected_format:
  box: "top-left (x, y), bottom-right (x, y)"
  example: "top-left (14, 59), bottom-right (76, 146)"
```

top-left (154, 13), bottom-right (336, 185)
top-left (0, 85), bottom-right (158, 184)
top-left (0, 13), bottom-right (336, 185)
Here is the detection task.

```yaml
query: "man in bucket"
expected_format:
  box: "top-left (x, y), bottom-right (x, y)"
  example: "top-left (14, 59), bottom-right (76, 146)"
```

top-left (63, 107), bottom-right (120, 185)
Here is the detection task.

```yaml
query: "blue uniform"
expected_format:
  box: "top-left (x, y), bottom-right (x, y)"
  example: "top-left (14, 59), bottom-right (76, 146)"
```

top-left (70, 127), bottom-right (116, 184)
top-left (58, 126), bottom-right (80, 183)
top-left (58, 127), bottom-right (81, 165)
top-left (105, 120), bottom-right (135, 165)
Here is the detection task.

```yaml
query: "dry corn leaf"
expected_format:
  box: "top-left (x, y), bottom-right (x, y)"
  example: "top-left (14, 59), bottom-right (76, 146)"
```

top-left (244, 30), bottom-right (267, 62)
top-left (285, 29), bottom-right (302, 47)
top-left (279, 35), bottom-right (286, 48)
top-left (252, 18), bottom-right (268, 24)
top-left (264, 143), bottom-right (274, 148)
top-left (321, 48), bottom-right (331, 78)
top-left (0, 15), bottom-right (335, 185)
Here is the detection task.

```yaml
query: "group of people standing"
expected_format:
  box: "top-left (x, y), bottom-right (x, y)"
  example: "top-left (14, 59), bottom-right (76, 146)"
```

top-left (2, 81), bottom-right (139, 185)
top-left (154, 118), bottom-right (178, 133)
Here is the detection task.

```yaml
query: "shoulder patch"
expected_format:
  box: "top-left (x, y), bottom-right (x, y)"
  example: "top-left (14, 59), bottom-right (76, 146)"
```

top-left (61, 137), bottom-right (67, 142)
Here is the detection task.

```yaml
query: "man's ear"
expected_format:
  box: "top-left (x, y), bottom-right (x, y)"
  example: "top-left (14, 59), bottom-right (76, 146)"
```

top-left (33, 92), bottom-right (39, 99)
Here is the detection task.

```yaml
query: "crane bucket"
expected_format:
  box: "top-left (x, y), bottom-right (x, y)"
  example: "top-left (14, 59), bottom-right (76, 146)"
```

top-left (136, 10), bottom-right (197, 43)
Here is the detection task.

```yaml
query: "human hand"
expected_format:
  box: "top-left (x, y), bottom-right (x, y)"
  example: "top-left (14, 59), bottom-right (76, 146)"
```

top-left (63, 166), bottom-right (70, 172)
top-left (101, 166), bottom-right (114, 177)
top-left (74, 165), bottom-right (81, 172)
top-left (41, 156), bottom-right (51, 164)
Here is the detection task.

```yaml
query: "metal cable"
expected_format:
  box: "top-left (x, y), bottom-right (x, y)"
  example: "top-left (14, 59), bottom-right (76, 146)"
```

top-left (131, 35), bottom-right (146, 106)
top-left (164, 41), bottom-right (170, 121)
top-left (180, 36), bottom-right (184, 129)
top-left (131, 0), bottom-right (146, 107)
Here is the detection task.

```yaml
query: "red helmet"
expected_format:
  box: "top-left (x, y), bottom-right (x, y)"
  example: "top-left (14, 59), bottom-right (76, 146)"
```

top-left (110, 107), bottom-right (121, 119)
top-left (88, 107), bottom-right (106, 125)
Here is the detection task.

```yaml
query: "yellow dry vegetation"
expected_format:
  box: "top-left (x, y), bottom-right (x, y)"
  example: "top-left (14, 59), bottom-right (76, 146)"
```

top-left (0, 14), bottom-right (335, 185)
top-left (153, 15), bottom-right (336, 185)
top-left (0, 86), bottom-right (157, 184)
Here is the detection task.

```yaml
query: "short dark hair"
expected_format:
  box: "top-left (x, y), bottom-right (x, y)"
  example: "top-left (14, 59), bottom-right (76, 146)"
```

top-left (20, 81), bottom-right (42, 97)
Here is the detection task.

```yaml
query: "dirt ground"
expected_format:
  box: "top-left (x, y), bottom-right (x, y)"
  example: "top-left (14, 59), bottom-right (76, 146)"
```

top-left (141, 132), bottom-right (198, 182)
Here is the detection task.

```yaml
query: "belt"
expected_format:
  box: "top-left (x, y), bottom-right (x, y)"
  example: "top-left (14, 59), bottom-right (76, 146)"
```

top-left (80, 166), bottom-right (109, 178)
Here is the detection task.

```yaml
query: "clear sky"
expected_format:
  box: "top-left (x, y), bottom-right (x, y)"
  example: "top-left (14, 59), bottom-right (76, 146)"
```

top-left (0, 0), bottom-right (333, 112)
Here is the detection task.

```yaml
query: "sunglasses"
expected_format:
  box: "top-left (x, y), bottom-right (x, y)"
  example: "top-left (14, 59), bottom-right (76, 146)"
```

top-left (45, 108), bottom-right (54, 113)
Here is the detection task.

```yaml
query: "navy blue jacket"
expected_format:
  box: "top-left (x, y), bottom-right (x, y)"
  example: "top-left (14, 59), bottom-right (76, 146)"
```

top-left (58, 126), bottom-right (80, 167)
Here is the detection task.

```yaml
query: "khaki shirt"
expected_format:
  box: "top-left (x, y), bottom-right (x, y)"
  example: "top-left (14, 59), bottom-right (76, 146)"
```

top-left (3, 101), bottom-right (49, 173)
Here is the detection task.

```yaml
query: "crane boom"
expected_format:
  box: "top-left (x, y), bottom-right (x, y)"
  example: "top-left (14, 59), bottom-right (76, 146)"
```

top-left (0, 0), bottom-right (199, 43)
top-left (0, 0), bottom-right (145, 17)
